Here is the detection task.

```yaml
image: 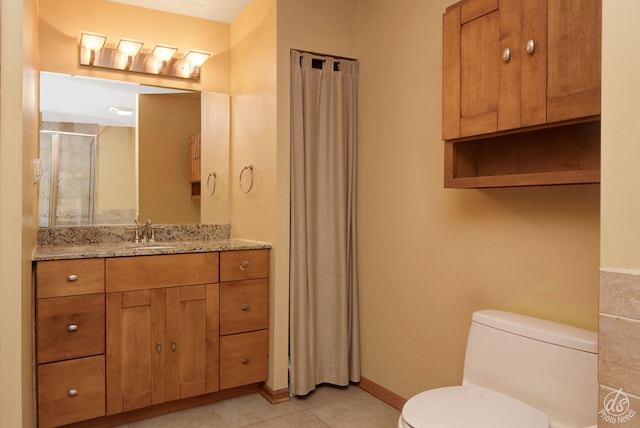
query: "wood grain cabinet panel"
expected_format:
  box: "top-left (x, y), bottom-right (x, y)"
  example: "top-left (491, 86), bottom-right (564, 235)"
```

top-left (36, 258), bottom-right (105, 298)
top-left (37, 294), bottom-right (105, 364)
top-left (37, 355), bottom-right (105, 428)
top-left (220, 279), bottom-right (269, 336)
top-left (220, 330), bottom-right (269, 390)
top-left (220, 249), bottom-right (269, 282)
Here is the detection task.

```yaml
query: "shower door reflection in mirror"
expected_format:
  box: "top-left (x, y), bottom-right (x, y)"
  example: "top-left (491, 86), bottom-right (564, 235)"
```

top-left (39, 130), bottom-right (97, 227)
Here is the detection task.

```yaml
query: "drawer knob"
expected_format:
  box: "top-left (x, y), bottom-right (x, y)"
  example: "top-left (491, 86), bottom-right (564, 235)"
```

top-left (240, 261), bottom-right (251, 270)
top-left (171, 340), bottom-right (177, 351)
top-left (67, 324), bottom-right (79, 332)
top-left (502, 47), bottom-right (511, 62)
top-left (241, 357), bottom-right (250, 364)
top-left (156, 343), bottom-right (162, 353)
top-left (68, 389), bottom-right (78, 397)
top-left (67, 274), bottom-right (78, 281)
top-left (241, 304), bottom-right (250, 311)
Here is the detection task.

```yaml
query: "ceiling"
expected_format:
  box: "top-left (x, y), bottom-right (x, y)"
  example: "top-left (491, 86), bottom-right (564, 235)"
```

top-left (108, 0), bottom-right (253, 22)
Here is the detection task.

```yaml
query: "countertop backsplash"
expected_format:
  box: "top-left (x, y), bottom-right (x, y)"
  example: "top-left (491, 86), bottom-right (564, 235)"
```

top-left (37, 223), bottom-right (232, 246)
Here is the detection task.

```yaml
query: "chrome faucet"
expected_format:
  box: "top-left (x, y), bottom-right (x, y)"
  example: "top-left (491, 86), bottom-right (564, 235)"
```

top-left (133, 216), bottom-right (153, 243)
top-left (141, 219), bottom-right (153, 243)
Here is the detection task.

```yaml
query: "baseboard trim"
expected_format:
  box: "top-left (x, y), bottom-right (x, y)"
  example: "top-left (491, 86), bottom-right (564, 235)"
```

top-left (259, 383), bottom-right (290, 404)
top-left (357, 376), bottom-right (406, 411)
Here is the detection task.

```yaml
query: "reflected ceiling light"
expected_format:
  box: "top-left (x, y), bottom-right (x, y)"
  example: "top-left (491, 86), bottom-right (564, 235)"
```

top-left (109, 106), bottom-right (134, 117)
top-left (79, 32), bottom-right (211, 80)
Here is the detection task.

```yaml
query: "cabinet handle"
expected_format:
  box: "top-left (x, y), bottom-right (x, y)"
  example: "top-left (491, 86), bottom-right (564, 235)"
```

top-left (526, 39), bottom-right (535, 54)
top-left (156, 343), bottom-right (162, 353)
top-left (241, 304), bottom-right (250, 311)
top-left (67, 274), bottom-right (78, 281)
top-left (171, 341), bottom-right (177, 351)
top-left (241, 357), bottom-right (250, 364)
top-left (67, 324), bottom-right (79, 332)
top-left (68, 389), bottom-right (78, 397)
top-left (502, 47), bottom-right (511, 62)
top-left (240, 261), bottom-right (250, 270)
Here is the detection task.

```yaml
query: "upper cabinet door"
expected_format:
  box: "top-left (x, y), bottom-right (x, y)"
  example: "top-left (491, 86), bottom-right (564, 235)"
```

top-left (546, 0), bottom-right (601, 123)
top-left (442, 0), bottom-right (600, 140)
top-left (443, 0), bottom-right (500, 139)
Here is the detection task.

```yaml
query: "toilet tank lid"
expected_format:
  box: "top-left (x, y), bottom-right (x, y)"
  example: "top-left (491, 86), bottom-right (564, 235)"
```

top-left (472, 310), bottom-right (597, 353)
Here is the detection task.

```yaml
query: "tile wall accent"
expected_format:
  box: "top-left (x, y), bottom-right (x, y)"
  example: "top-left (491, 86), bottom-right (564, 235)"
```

top-left (599, 269), bottom-right (640, 426)
top-left (37, 223), bottom-right (231, 246)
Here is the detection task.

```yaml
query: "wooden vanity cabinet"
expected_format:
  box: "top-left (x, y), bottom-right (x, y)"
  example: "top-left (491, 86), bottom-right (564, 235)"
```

top-left (442, 0), bottom-right (601, 187)
top-left (35, 258), bottom-right (106, 428)
top-left (105, 253), bottom-right (219, 415)
top-left (219, 249), bottom-right (269, 390)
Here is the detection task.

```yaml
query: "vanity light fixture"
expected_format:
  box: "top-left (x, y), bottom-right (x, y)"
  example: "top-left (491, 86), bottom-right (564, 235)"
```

top-left (184, 50), bottom-right (211, 78)
top-left (78, 32), bottom-right (212, 80)
top-left (80, 32), bottom-right (107, 66)
top-left (117, 38), bottom-right (144, 70)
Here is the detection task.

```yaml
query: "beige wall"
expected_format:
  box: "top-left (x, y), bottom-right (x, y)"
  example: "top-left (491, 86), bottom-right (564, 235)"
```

top-left (0, 0), bottom-right (38, 426)
top-left (138, 93), bottom-right (201, 224)
top-left (98, 126), bottom-right (135, 209)
top-left (599, 1), bottom-right (640, 422)
top-left (38, 0), bottom-right (230, 93)
top-left (356, 0), bottom-right (599, 399)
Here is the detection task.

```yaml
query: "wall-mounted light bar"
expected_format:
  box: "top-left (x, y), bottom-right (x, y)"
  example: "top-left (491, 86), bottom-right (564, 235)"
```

top-left (79, 32), bottom-right (212, 81)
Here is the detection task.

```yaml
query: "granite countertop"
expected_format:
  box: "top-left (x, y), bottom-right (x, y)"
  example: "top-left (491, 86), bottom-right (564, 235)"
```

top-left (33, 238), bottom-right (272, 261)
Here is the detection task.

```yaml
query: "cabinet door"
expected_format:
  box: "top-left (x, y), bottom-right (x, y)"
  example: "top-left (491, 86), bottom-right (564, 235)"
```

top-left (165, 284), bottom-right (220, 400)
top-left (188, 133), bottom-right (201, 183)
top-left (547, 0), bottom-right (601, 123)
top-left (106, 289), bottom-right (166, 415)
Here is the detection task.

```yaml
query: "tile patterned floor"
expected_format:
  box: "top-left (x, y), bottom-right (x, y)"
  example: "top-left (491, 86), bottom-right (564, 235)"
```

top-left (115, 385), bottom-right (401, 428)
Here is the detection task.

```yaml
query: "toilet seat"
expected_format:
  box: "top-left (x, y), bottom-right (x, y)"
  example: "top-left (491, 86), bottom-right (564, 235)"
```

top-left (400, 385), bottom-right (549, 428)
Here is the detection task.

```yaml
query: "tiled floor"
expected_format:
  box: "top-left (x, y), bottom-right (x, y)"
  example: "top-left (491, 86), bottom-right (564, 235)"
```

top-left (115, 385), bottom-right (401, 428)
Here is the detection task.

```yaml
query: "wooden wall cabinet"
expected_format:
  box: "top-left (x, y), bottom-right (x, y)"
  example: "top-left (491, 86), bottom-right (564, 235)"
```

top-left (189, 133), bottom-right (201, 198)
top-left (442, 0), bottom-right (601, 188)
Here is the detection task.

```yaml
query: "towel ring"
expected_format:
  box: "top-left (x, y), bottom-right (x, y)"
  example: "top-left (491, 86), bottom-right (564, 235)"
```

top-left (206, 172), bottom-right (217, 196)
top-left (239, 164), bottom-right (254, 194)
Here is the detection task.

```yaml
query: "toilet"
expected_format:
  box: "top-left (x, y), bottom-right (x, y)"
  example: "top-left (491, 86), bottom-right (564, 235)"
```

top-left (398, 310), bottom-right (598, 428)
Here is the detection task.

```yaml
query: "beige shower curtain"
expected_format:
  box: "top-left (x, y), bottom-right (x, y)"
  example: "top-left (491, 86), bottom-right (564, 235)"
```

top-left (289, 49), bottom-right (360, 396)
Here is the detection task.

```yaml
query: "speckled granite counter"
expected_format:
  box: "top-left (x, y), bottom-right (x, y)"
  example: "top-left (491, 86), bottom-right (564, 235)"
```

top-left (33, 238), bottom-right (271, 261)
top-left (33, 224), bottom-right (271, 261)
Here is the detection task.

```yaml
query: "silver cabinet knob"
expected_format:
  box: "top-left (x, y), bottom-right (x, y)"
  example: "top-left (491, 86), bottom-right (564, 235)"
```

top-left (240, 261), bottom-right (250, 269)
top-left (526, 39), bottom-right (535, 54)
top-left (241, 304), bottom-right (250, 311)
top-left (502, 47), bottom-right (511, 62)
top-left (67, 324), bottom-right (79, 332)
top-left (156, 343), bottom-right (162, 353)
top-left (241, 357), bottom-right (250, 364)
top-left (67, 274), bottom-right (78, 281)
top-left (171, 340), bottom-right (177, 351)
top-left (68, 389), bottom-right (78, 397)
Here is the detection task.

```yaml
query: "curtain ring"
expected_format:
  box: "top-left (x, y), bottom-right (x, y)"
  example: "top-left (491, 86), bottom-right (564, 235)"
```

top-left (206, 172), bottom-right (217, 196)
top-left (239, 164), bottom-right (254, 194)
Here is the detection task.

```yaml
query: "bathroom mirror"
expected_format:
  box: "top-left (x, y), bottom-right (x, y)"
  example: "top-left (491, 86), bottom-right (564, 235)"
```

top-left (38, 72), bottom-right (229, 227)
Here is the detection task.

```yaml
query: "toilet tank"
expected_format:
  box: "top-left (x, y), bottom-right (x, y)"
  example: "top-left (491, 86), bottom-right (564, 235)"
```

top-left (462, 310), bottom-right (598, 428)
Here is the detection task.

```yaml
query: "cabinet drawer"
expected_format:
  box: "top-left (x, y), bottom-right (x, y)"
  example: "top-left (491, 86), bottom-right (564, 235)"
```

top-left (220, 279), bottom-right (268, 335)
top-left (36, 258), bottom-right (105, 298)
top-left (106, 252), bottom-right (219, 292)
top-left (220, 330), bottom-right (268, 390)
top-left (220, 249), bottom-right (268, 282)
top-left (37, 294), bottom-right (105, 364)
top-left (37, 355), bottom-right (105, 428)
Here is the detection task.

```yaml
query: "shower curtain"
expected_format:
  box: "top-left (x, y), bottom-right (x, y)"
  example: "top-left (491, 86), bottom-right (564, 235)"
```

top-left (289, 49), bottom-right (360, 396)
